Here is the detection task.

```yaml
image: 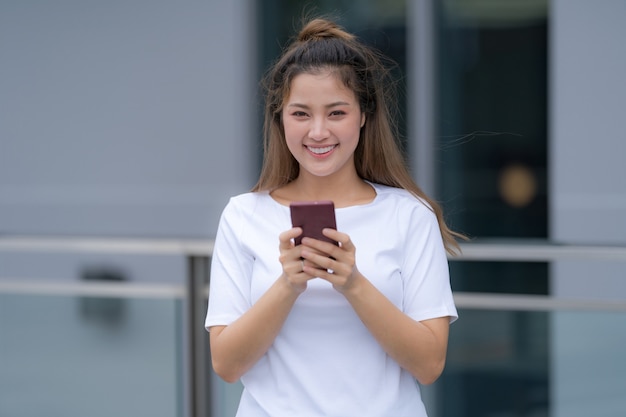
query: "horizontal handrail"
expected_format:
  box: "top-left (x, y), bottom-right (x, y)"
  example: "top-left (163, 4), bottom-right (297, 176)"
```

top-left (0, 236), bottom-right (213, 256)
top-left (456, 240), bottom-right (626, 262)
top-left (1, 236), bottom-right (625, 312)
top-left (454, 292), bottom-right (626, 312)
top-left (0, 279), bottom-right (186, 299)
top-left (1, 235), bottom-right (626, 261)
top-left (1, 279), bottom-right (624, 312)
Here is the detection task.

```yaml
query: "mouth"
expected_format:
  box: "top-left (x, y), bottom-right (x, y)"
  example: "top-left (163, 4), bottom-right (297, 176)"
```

top-left (306, 145), bottom-right (337, 155)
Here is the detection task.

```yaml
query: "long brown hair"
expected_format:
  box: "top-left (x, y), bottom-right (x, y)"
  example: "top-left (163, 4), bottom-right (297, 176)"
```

top-left (252, 18), bottom-right (463, 254)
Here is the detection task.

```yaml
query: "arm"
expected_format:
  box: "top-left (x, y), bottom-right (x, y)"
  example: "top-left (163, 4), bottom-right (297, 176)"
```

top-left (336, 272), bottom-right (449, 385)
top-left (210, 277), bottom-right (299, 383)
top-left (210, 227), bottom-right (315, 383)
top-left (300, 230), bottom-right (451, 385)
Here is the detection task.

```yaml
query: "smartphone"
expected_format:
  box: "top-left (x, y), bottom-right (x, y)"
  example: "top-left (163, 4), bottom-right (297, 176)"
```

top-left (289, 200), bottom-right (338, 246)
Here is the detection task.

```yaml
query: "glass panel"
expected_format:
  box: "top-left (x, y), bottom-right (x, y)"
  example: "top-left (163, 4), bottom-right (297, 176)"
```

top-left (0, 251), bottom-right (186, 285)
top-left (0, 294), bottom-right (183, 417)
top-left (551, 310), bottom-right (626, 417)
top-left (435, 309), bottom-right (549, 417)
top-left (435, 1), bottom-right (548, 239)
top-left (435, 2), bottom-right (549, 307)
top-left (450, 261), bottom-right (549, 295)
top-left (426, 308), bottom-right (626, 417)
top-left (433, 11), bottom-right (551, 392)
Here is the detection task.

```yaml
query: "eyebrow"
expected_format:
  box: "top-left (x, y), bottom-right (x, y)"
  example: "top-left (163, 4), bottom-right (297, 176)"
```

top-left (287, 101), bottom-right (351, 109)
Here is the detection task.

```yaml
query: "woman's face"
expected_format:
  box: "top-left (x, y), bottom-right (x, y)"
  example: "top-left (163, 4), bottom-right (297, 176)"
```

top-left (282, 71), bottom-right (365, 180)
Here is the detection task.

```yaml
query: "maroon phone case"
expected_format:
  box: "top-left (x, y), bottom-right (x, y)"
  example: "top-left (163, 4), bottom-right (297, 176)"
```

top-left (289, 200), bottom-right (338, 246)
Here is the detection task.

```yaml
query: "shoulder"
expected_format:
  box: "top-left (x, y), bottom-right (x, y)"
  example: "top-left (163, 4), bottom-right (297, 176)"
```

top-left (224, 191), bottom-right (271, 213)
top-left (217, 191), bottom-right (275, 227)
top-left (215, 191), bottom-right (275, 243)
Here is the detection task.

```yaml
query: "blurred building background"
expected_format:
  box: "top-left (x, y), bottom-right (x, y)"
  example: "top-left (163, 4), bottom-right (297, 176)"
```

top-left (1, 1), bottom-right (625, 416)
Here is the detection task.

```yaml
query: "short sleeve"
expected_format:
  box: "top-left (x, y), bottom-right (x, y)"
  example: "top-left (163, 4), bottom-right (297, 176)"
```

top-left (205, 199), bottom-right (255, 330)
top-left (401, 205), bottom-right (458, 323)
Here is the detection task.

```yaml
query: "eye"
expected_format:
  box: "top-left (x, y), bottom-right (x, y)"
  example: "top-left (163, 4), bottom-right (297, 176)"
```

top-left (329, 110), bottom-right (346, 117)
top-left (291, 111), bottom-right (308, 118)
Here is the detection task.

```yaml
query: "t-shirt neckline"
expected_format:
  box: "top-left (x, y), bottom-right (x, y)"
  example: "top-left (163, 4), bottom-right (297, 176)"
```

top-left (267, 181), bottom-right (380, 211)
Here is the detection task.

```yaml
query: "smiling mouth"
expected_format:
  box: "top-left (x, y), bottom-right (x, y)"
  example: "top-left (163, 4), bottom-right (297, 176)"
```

top-left (306, 145), bottom-right (337, 155)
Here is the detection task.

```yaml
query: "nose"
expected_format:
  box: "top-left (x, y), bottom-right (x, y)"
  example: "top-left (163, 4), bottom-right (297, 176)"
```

top-left (308, 117), bottom-right (330, 141)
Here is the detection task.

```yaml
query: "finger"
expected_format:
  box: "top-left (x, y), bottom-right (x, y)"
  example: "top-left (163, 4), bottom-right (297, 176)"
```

top-left (279, 227), bottom-right (302, 250)
top-left (322, 228), bottom-right (354, 251)
top-left (302, 255), bottom-right (342, 285)
top-left (301, 236), bottom-right (339, 256)
top-left (301, 237), bottom-right (347, 263)
top-left (301, 250), bottom-right (336, 273)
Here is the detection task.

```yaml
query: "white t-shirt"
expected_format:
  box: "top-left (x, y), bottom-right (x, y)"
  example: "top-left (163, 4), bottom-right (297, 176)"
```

top-left (205, 182), bottom-right (457, 417)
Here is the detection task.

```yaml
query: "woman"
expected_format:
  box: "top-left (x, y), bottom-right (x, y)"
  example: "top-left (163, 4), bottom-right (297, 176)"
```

top-left (206, 17), bottom-right (460, 417)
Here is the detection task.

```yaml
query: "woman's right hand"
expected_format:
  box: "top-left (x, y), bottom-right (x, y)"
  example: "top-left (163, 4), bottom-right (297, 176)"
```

top-left (278, 227), bottom-right (316, 293)
top-left (212, 227), bottom-right (313, 383)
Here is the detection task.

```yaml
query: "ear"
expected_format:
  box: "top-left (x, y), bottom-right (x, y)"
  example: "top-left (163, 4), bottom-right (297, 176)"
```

top-left (360, 113), bottom-right (366, 128)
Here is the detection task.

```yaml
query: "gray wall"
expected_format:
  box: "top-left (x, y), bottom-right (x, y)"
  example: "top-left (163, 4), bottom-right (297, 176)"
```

top-left (0, 0), bottom-right (257, 239)
top-left (1, 3), bottom-right (256, 415)
top-left (550, 0), bottom-right (626, 301)
top-left (550, 0), bottom-right (626, 246)
top-left (550, 1), bottom-right (626, 416)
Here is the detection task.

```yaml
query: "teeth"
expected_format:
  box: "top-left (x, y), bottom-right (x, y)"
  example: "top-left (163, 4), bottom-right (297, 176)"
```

top-left (308, 145), bottom-right (335, 154)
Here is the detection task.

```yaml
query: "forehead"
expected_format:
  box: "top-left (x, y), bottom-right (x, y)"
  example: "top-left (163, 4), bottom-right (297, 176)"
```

top-left (286, 71), bottom-right (356, 103)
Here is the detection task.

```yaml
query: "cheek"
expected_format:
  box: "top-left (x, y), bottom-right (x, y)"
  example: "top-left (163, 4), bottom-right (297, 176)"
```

top-left (282, 121), bottom-right (303, 153)
top-left (282, 121), bottom-right (294, 140)
top-left (342, 121), bottom-right (362, 144)
top-left (282, 115), bottom-right (299, 138)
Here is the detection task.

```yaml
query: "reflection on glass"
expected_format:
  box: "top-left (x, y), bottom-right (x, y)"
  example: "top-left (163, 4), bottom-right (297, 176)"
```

top-left (551, 311), bottom-right (626, 417)
top-left (434, 3), bottom-right (550, 414)
top-left (432, 309), bottom-right (549, 417)
top-left (428, 308), bottom-right (626, 417)
top-left (436, 0), bottom-right (549, 343)
top-left (450, 261), bottom-right (548, 295)
top-left (0, 294), bottom-right (183, 417)
top-left (436, 1), bottom-right (548, 239)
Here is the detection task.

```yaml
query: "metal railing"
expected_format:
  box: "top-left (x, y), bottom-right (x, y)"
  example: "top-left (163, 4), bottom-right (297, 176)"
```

top-left (0, 235), bottom-right (213, 417)
top-left (2, 235), bottom-right (626, 416)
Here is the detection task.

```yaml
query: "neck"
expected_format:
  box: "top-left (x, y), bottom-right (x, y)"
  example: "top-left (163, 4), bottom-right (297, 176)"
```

top-left (290, 171), bottom-right (374, 207)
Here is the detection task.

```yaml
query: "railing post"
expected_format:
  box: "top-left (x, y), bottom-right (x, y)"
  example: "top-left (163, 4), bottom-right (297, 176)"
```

top-left (186, 254), bottom-right (211, 417)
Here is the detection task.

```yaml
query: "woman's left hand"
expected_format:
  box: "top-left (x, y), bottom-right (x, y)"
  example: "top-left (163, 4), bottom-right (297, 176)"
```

top-left (302, 228), bottom-right (450, 385)
top-left (299, 228), bottom-right (362, 293)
